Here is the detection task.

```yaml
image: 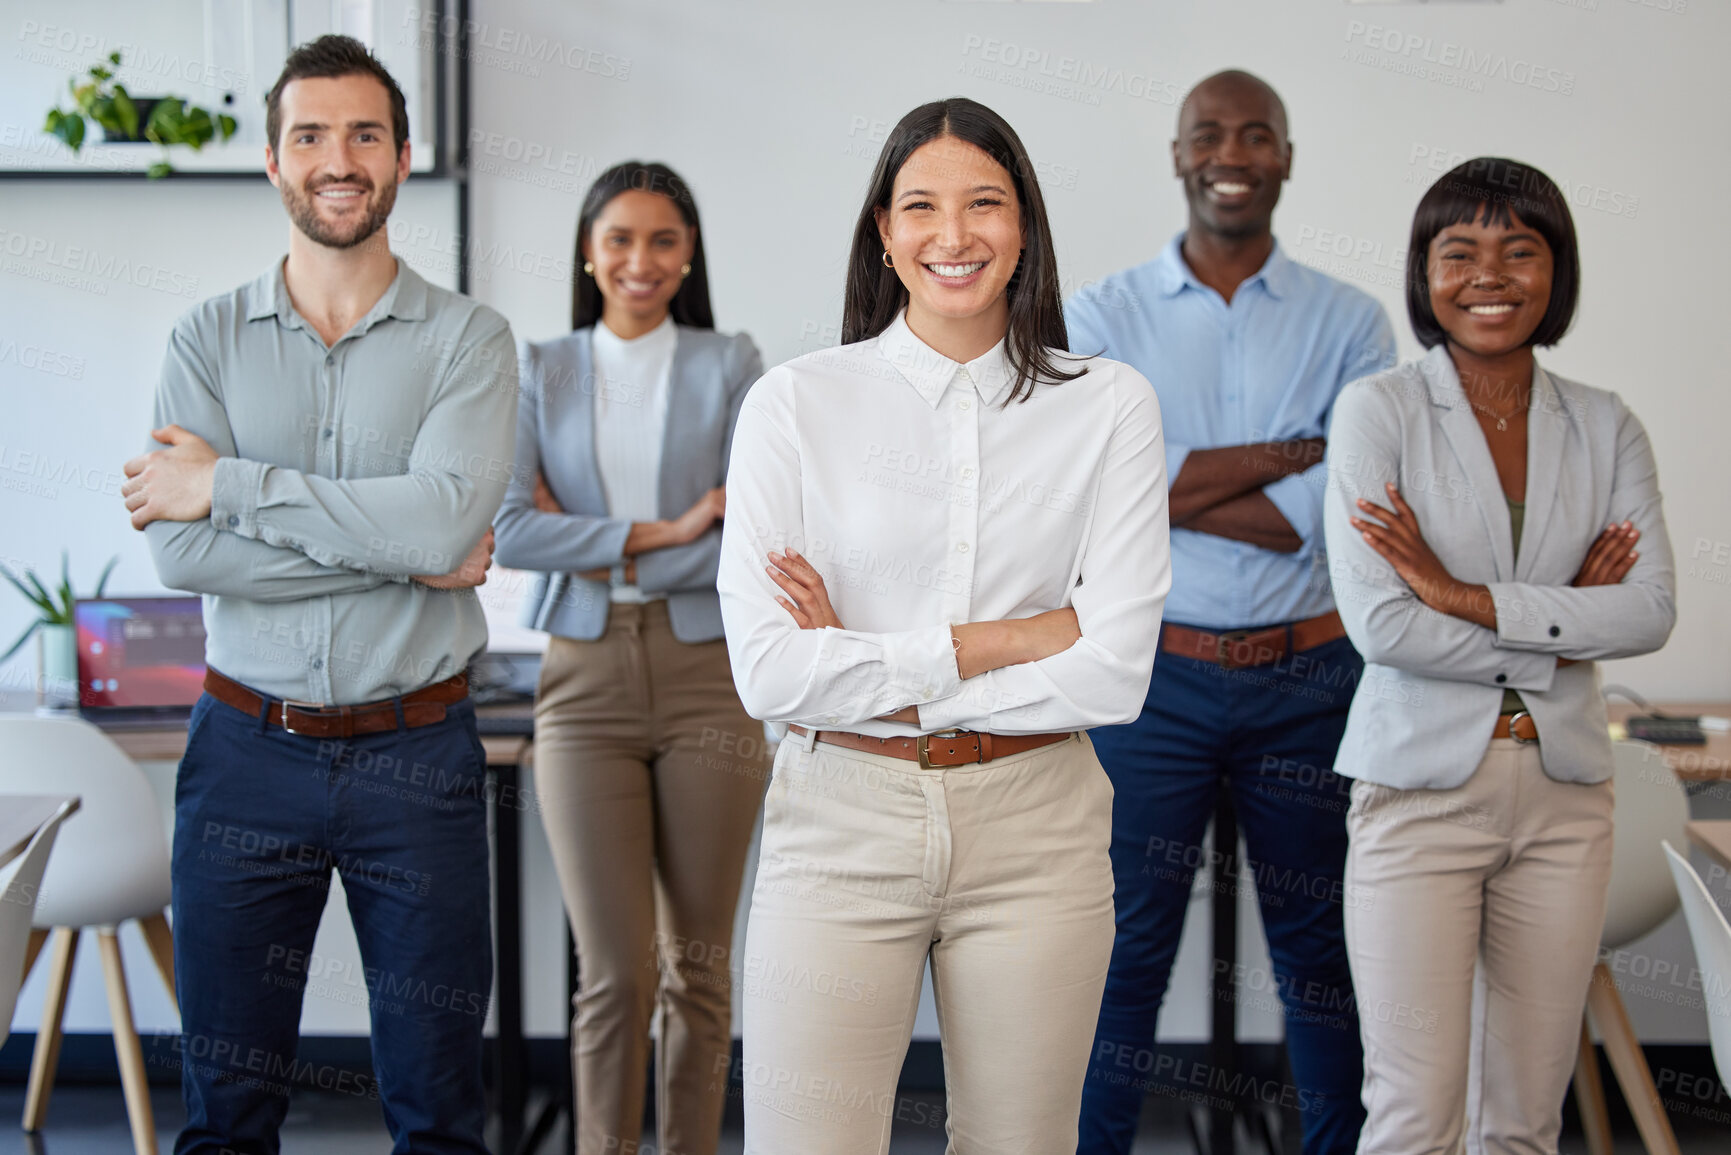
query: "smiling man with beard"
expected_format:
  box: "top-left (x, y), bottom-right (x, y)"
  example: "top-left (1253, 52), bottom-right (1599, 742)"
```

top-left (119, 35), bottom-right (515, 1155)
top-left (1065, 70), bottom-right (1396, 1154)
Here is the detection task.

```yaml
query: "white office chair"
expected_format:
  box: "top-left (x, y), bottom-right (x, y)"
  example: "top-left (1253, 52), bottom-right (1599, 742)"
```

top-left (1662, 841), bottom-right (1731, 1086)
top-left (1571, 740), bottom-right (1688, 1155)
top-left (0, 716), bottom-right (176, 1155)
top-left (1, 799), bottom-right (78, 1048)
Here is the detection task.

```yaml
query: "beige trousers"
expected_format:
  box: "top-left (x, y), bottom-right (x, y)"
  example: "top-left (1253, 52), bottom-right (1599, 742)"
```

top-left (534, 602), bottom-right (769, 1155)
top-left (739, 730), bottom-right (1117, 1155)
top-left (1344, 739), bottom-right (1614, 1155)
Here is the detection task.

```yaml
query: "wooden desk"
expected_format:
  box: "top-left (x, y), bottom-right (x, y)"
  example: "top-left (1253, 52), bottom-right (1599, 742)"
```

top-left (0, 794), bottom-right (81, 870)
top-left (106, 719), bottom-right (530, 769)
top-left (1685, 821), bottom-right (1731, 874)
top-left (1606, 702), bottom-right (1731, 782)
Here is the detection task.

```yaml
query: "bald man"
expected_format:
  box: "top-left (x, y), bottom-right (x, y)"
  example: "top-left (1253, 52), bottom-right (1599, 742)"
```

top-left (1065, 71), bottom-right (1395, 1154)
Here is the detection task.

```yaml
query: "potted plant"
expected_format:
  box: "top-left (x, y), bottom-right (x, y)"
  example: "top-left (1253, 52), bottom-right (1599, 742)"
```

top-left (2, 553), bottom-right (118, 708)
top-left (43, 51), bottom-right (237, 179)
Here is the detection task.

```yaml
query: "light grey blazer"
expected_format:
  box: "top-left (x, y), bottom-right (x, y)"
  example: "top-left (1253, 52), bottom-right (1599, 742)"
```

top-left (493, 325), bottom-right (762, 643)
top-left (1323, 344), bottom-right (1675, 790)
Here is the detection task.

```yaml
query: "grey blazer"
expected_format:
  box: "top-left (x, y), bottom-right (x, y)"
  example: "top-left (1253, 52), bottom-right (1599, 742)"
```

top-left (1323, 344), bottom-right (1675, 790)
top-left (493, 325), bottom-right (762, 643)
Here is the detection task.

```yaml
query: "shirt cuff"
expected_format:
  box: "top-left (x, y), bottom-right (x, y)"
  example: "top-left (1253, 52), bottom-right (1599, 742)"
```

top-left (1164, 443), bottom-right (1192, 490)
top-left (880, 623), bottom-right (961, 705)
top-left (1485, 582), bottom-right (1567, 652)
top-left (1263, 463), bottom-right (1326, 546)
top-left (210, 457), bottom-right (266, 538)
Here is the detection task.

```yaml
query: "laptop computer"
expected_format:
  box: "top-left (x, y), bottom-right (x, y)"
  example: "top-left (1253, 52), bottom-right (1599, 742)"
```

top-left (75, 596), bottom-right (207, 729)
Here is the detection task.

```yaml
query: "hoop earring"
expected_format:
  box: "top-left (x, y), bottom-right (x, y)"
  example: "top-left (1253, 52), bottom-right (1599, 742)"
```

top-left (882, 251), bottom-right (894, 269)
top-left (583, 261), bottom-right (595, 276)
top-left (681, 263), bottom-right (692, 277)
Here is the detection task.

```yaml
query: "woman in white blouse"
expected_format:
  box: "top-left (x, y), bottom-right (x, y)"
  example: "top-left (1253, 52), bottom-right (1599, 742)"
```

top-left (717, 99), bottom-right (1171, 1152)
top-left (493, 161), bottom-right (765, 1155)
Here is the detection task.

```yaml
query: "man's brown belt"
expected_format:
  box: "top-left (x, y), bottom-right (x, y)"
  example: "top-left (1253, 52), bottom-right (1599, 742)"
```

top-left (203, 668), bottom-right (470, 739)
top-left (786, 725), bottom-right (1072, 770)
top-left (1160, 610), bottom-right (1347, 671)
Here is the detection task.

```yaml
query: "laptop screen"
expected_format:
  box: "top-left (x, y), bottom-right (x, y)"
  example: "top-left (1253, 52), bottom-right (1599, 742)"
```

top-left (75, 597), bottom-right (206, 709)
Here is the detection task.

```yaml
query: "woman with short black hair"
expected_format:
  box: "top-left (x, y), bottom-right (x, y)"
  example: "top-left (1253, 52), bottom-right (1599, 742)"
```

top-left (717, 97), bottom-right (1171, 1150)
top-left (1324, 157), bottom-right (1675, 1153)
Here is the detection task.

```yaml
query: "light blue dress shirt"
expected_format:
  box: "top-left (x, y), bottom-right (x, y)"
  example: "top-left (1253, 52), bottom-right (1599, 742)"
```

top-left (1066, 235), bottom-right (1395, 630)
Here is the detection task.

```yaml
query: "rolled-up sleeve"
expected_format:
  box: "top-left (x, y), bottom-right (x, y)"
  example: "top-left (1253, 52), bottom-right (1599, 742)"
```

top-left (717, 371), bottom-right (962, 725)
top-left (212, 316), bottom-right (517, 576)
top-left (918, 368), bottom-right (1169, 733)
top-left (146, 319), bottom-right (398, 600)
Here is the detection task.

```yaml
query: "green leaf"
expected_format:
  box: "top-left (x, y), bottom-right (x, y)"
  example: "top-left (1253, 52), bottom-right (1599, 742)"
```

top-left (112, 85), bottom-right (138, 140)
top-left (72, 82), bottom-right (98, 116)
top-left (147, 159), bottom-right (174, 180)
top-left (24, 571), bottom-right (55, 611)
top-left (55, 551), bottom-right (74, 622)
top-left (145, 97), bottom-right (182, 145)
top-left (217, 113), bottom-right (237, 141)
top-left (90, 96), bottom-right (124, 137)
top-left (108, 51), bottom-right (122, 65)
top-left (0, 566), bottom-right (52, 614)
top-left (0, 621), bottom-right (42, 667)
top-left (93, 556), bottom-right (119, 598)
top-left (62, 113), bottom-right (84, 152)
top-left (90, 66), bottom-right (112, 82)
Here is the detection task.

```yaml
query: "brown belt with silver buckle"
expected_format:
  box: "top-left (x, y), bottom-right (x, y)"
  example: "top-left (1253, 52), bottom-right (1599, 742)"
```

top-left (1161, 610), bottom-right (1347, 671)
top-left (1491, 711), bottom-right (1540, 744)
top-left (203, 668), bottom-right (470, 739)
top-left (786, 725), bottom-right (1072, 769)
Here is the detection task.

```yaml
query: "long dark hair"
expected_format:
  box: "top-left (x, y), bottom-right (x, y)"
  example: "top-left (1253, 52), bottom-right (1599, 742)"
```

top-left (571, 161), bottom-right (714, 331)
top-left (843, 98), bottom-right (1083, 404)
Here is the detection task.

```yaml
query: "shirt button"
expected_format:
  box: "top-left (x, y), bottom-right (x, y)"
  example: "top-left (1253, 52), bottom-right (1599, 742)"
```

top-left (956, 541), bottom-right (970, 553)
top-left (311, 658), bottom-right (324, 670)
top-left (1495, 674), bottom-right (1507, 684)
top-left (958, 398), bottom-right (972, 411)
top-left (227, 515), bottom-right (239, 527)
top-left (324, 428), bottom-right (335, 439)
top-left (961, 467), bottom-right (975, 480)
top-left (1548, 625), bottom-right (1561, 637)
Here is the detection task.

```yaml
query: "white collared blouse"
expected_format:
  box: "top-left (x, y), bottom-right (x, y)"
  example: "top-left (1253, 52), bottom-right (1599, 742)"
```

top-left (717, 311), bottom-right (1171, 738)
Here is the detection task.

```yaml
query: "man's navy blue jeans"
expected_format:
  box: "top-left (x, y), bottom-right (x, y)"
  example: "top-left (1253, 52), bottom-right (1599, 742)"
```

top-left (170, 687), bottom-right (493, 1155)
top-left (1077, 632), bottom-right (1366, 1155)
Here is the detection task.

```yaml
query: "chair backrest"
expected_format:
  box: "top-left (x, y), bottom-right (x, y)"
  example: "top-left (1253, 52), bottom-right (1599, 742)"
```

top-left (0, 799), bottom-right (77, 1046)
top-left (1602, 740), bottom-right (1691, 949)
top-left (1662, 841), bottom-right (1731, 1086)
top-left (0, 717), bottom-right (171, 928)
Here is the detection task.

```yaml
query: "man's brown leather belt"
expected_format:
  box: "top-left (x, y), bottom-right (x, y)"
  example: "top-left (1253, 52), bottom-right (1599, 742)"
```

top-left (203, 668), bottom-right (470, 739)
top-left (1161, 610), bottom-right (1347, 671)
top-left (786, 725), bottom-right (1072, 769)
top-left (1491, 711), bottom-right (1540, 744)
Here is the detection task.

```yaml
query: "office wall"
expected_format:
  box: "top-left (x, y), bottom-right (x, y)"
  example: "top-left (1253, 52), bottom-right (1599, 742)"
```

top-left (3, 0), bottom-right (1727, 1052)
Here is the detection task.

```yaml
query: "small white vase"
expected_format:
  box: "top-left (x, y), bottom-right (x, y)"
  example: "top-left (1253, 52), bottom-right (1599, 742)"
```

top-left (37, 622), bottom-right (78, 709)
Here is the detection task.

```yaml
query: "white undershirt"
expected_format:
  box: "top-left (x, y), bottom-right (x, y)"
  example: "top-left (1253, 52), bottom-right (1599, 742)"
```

top-left (592, 315), bottom-right (676, 603)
